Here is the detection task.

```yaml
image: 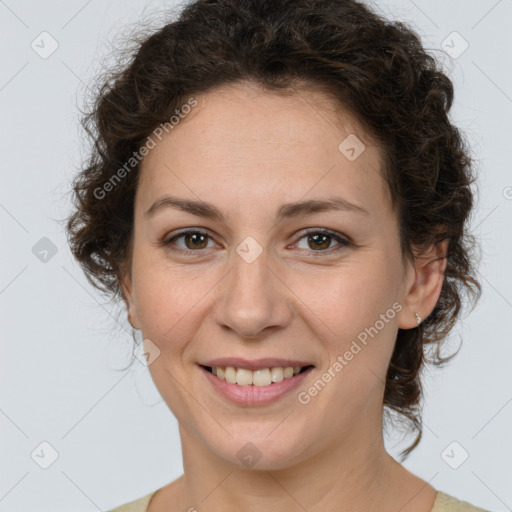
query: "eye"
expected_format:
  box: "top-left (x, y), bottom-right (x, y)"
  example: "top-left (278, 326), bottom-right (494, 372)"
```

top-left (162, 229), bottom-right (217, 254)
top-left (292, 229), bottom-right (351, 254)
top-left (161, 228), bottom-right (352, 256)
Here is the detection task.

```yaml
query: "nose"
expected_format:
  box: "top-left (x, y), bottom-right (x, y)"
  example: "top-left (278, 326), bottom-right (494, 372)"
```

top-left (212, 247), bottom-right (292, 340)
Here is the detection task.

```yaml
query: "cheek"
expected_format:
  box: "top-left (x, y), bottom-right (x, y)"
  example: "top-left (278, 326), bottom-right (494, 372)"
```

top-left (296, 260), bottom-right (399, 332)
top-left (290, 258), bottom-right (401, 375)
top-left (131, 262), bottom-right (192, 342)
top-left (131, 258), bottom-right (222, 353)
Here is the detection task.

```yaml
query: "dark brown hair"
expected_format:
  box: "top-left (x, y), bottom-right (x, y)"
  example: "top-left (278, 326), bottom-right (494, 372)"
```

top-left (66, 0), bottom-right (482, 460)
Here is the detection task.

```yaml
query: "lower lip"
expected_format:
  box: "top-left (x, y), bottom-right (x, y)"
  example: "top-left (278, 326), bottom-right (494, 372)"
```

top-left (199, 365), bottom-right (314, 406)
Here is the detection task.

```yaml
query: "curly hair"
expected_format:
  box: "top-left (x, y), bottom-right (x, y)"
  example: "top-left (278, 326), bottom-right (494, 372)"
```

top-left (66, 0), bottom-right (482, 460)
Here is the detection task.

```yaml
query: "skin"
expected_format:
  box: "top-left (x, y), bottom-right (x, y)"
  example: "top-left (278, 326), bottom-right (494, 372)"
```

top-left (120, 81), bottom-right (447, 512)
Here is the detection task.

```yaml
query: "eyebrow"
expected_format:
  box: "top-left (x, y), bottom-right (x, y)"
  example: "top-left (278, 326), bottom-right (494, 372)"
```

top-left (145, 194), bottom-right (370, 221)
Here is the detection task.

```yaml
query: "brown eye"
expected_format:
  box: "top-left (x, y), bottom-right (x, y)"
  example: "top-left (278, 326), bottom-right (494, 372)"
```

top-left (294, 229), bottom-right (351, 254)
top-left (162, 228), bottom-right (351, 256)
top-left (163, 230), bottom-right (215, 253)
top-left (182, 232), bottom-right (209, 250)
top-left (307, 233), bottom-right (331, 250)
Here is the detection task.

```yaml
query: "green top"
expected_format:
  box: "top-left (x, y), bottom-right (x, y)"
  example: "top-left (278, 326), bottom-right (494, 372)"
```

top-left (107, 489), bottom-right (491, 511)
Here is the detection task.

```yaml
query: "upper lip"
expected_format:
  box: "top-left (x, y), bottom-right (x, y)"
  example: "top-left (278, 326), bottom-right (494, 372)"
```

top-left (199, 357), bottom-right (315, 371)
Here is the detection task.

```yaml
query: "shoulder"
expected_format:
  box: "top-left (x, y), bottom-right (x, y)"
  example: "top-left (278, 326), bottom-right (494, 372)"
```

top-left (106, 488), bottom-right (491, 512)
top-left (432, 490), bottom-right (491, 512)
top-left (106, 489), bottom-right (160, 512)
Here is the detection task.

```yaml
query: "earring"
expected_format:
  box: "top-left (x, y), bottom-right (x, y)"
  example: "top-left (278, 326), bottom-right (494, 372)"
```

top-left (415, 312), bottom-right (422, 325)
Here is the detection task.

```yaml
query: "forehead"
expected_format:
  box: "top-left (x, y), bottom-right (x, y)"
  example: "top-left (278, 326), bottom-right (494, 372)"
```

top-left (136, 82), bottom-right (391, 218)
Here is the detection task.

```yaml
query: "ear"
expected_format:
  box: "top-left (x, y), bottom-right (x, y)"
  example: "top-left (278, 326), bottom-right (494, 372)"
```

top-left (397, 240), bottom-right (448, 330)
top-left (119, 268), bottom-right (141, 330)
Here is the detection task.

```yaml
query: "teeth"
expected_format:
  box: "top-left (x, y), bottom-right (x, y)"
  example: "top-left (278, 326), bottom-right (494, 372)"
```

top-left (270, 367), bottom-right (284, 382)
top-left (209, 365), bottom-right (307, 386)
top-left (236, 368), bottom-right (253, 386)
top-left (225, 366), bottom-right (237, 384)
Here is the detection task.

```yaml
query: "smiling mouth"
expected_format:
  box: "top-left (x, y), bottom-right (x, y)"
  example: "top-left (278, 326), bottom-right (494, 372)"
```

top-left (200, 364), bottom-right (314, 386)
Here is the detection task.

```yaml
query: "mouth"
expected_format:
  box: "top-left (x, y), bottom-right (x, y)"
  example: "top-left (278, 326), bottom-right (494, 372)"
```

top-left (200, 364), bottom-right (315, 386)
top-left (198, 361), bottom-right (315, 406)
top-left (197, 357), bottom-right (316, 405)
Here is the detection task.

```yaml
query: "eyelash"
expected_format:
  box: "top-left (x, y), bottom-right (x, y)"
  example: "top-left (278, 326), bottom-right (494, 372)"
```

top-left (161, 228), bottom-right (352, 256)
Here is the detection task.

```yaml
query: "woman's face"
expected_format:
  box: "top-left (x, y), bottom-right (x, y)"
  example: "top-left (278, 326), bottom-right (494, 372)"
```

top-left (121, 82), bottom-right (436, 470)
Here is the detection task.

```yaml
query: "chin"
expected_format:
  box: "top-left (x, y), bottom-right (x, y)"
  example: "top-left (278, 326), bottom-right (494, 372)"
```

top-left (205, 431), bottom-right (312, 471)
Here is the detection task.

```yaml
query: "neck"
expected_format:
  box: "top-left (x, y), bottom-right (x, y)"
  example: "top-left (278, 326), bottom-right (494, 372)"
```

top-left (163, 417), bottom-right (436, 512)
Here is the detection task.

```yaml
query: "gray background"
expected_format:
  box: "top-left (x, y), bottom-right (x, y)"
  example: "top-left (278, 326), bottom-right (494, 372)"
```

top-left (1, 0), bottom-right (511, 510)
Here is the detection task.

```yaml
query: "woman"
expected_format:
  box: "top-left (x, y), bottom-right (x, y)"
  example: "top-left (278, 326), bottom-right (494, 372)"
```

top-left (66, 0), bottom-right (488, 510)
